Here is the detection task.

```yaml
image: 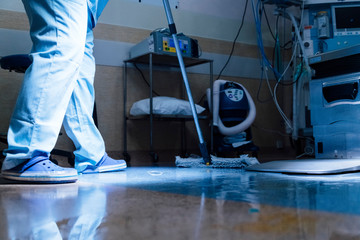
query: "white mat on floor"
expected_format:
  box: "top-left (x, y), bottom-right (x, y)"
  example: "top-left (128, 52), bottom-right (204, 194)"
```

top-left (245, 158), bottom-right (360, 174)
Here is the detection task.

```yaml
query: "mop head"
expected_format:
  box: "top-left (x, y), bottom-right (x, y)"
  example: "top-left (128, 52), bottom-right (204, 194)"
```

top-left (175, 154), bottom-right (260, 168)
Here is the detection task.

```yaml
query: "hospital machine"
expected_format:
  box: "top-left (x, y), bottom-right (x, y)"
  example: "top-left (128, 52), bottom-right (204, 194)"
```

top-left (246, 0), bottom-right (360, 174)
top-left (208, 80), bottom-right (258, 156)
top-left (247, 0), bottom-right (360, 174)
top-left (302, 0), bottom-right (360, 159)
top-left (130, 28), bottom-right (199, 59)
top-left (267, 0), bottom-right (360, 159)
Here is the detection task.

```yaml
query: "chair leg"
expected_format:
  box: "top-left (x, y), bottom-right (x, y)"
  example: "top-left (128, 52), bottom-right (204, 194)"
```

top-left (0, 135), bottom-right (6, 168)
top-left (93, 102), bottom-right (98, 127)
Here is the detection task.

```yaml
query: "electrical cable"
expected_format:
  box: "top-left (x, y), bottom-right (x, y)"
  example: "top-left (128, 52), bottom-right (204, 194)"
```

top-left (279, 60), bottom-right (304, 86)
top-left (273, 81), bottom-right (292, 130)
top-left (263, 5), bottom-right (276, 41)
top-left (252, 0), bottom-right (307, 132)
top-left (256, 4), bottom-right (278, 104)
top-left (253, 0), bottom-right (313, 147)
top-left (197, 0), bottom-right (249, 104)
top-left (275, 13), bottom-right (293, 49)
top-left (265, 8), bottom-right (293, 50)
top-left (253, 0), bottom-right (279, 81)
top-left (282, 40), bottom-right (293, 50)
top-left (252, 0), bottom-right (281, 79)
top-left (216, 0), bottom-right (249, 80)
top-left (273, 15), bottom-right (281, 74)
top-left (271, 42), bottom-right (300, 130)
top-left (256, 68), bottom-right (273, 103)
top-left (253, 1), bottom-right (300, 82)
top-left (133, 63), bottom-right (160, 97)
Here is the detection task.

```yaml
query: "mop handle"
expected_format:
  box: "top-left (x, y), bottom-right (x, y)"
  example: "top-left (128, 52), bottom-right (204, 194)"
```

top-left (162, 0), bottom-right (204, 144)
top-left (162, 0), bottom-right (211, 165)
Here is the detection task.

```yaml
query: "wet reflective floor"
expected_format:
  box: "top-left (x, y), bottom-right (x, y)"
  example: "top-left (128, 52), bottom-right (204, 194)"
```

top-left (1, 166), bottom-right (360, 239)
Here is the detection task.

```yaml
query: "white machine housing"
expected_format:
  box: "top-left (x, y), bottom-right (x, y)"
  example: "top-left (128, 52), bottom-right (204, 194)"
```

top-left (310, 72), bottom-right (360, 158)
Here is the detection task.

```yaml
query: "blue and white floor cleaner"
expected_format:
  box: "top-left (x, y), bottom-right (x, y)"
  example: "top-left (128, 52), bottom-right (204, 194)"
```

top-left (175, 80), bottom-right (259, 168)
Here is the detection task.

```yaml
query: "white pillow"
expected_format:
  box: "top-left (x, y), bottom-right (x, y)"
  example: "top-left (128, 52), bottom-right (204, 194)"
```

top-left (130, 96), bottom-right (205, 116)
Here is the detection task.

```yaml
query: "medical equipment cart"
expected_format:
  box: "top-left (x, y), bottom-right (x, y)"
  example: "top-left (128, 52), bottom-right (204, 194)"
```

top-left (122, 52), bottom-right (213, 162)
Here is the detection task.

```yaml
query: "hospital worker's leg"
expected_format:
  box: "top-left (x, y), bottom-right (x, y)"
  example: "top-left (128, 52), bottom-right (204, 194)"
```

top-left (63, 6), bottom-right (126, 173)
top-left (1, 0), bottom-right (87, 182)
top-left (62, 19), bottom-right (106, 171)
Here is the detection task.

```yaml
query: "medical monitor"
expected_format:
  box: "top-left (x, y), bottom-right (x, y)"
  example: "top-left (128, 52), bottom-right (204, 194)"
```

top-left (332, 4), bottom-right (360, 36)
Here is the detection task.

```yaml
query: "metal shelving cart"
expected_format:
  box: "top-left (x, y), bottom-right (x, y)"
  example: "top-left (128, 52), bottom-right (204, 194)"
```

top-left (123, 52), bottom-right (213, 162)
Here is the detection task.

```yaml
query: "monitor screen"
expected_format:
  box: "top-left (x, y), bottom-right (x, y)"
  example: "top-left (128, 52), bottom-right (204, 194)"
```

top-left (333, 5), bottom-right (360, 36)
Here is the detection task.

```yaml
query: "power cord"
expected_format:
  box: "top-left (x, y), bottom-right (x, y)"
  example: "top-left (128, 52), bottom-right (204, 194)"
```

top-left (133, 63), bottom-right (160, 96)
top-left (216, 0), bottom-right (249, 80)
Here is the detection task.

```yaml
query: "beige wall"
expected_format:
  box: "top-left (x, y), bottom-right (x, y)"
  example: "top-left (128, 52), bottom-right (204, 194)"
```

top-left (0, 9), bottom-right (293, 159)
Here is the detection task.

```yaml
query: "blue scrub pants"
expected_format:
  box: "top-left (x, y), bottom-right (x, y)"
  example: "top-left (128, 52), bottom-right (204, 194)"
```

top-left (2, 0), bottom-right (109, 172)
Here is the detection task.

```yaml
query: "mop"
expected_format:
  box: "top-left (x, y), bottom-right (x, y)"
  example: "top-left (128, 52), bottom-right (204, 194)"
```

top-left (176, 154), bottom-right (259, 168)
top-left (162, 0), bottom-right (259, 168)
top-left (162, 0), bottom-right (210, 166)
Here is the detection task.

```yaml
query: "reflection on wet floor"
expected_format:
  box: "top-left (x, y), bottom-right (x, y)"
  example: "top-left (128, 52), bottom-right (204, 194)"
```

top-left (1, 167), bottom-right (360, 239)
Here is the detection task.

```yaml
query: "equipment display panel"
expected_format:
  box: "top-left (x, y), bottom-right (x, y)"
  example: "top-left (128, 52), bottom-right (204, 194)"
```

top-left (332, 4), bottom-right (360, 36)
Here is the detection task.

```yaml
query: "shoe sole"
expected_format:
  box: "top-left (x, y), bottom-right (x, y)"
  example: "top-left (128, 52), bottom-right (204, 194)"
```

top-left (1, 171), bottom-right (78, 183)
top-left (82, 162), bottom-right (127, 174)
